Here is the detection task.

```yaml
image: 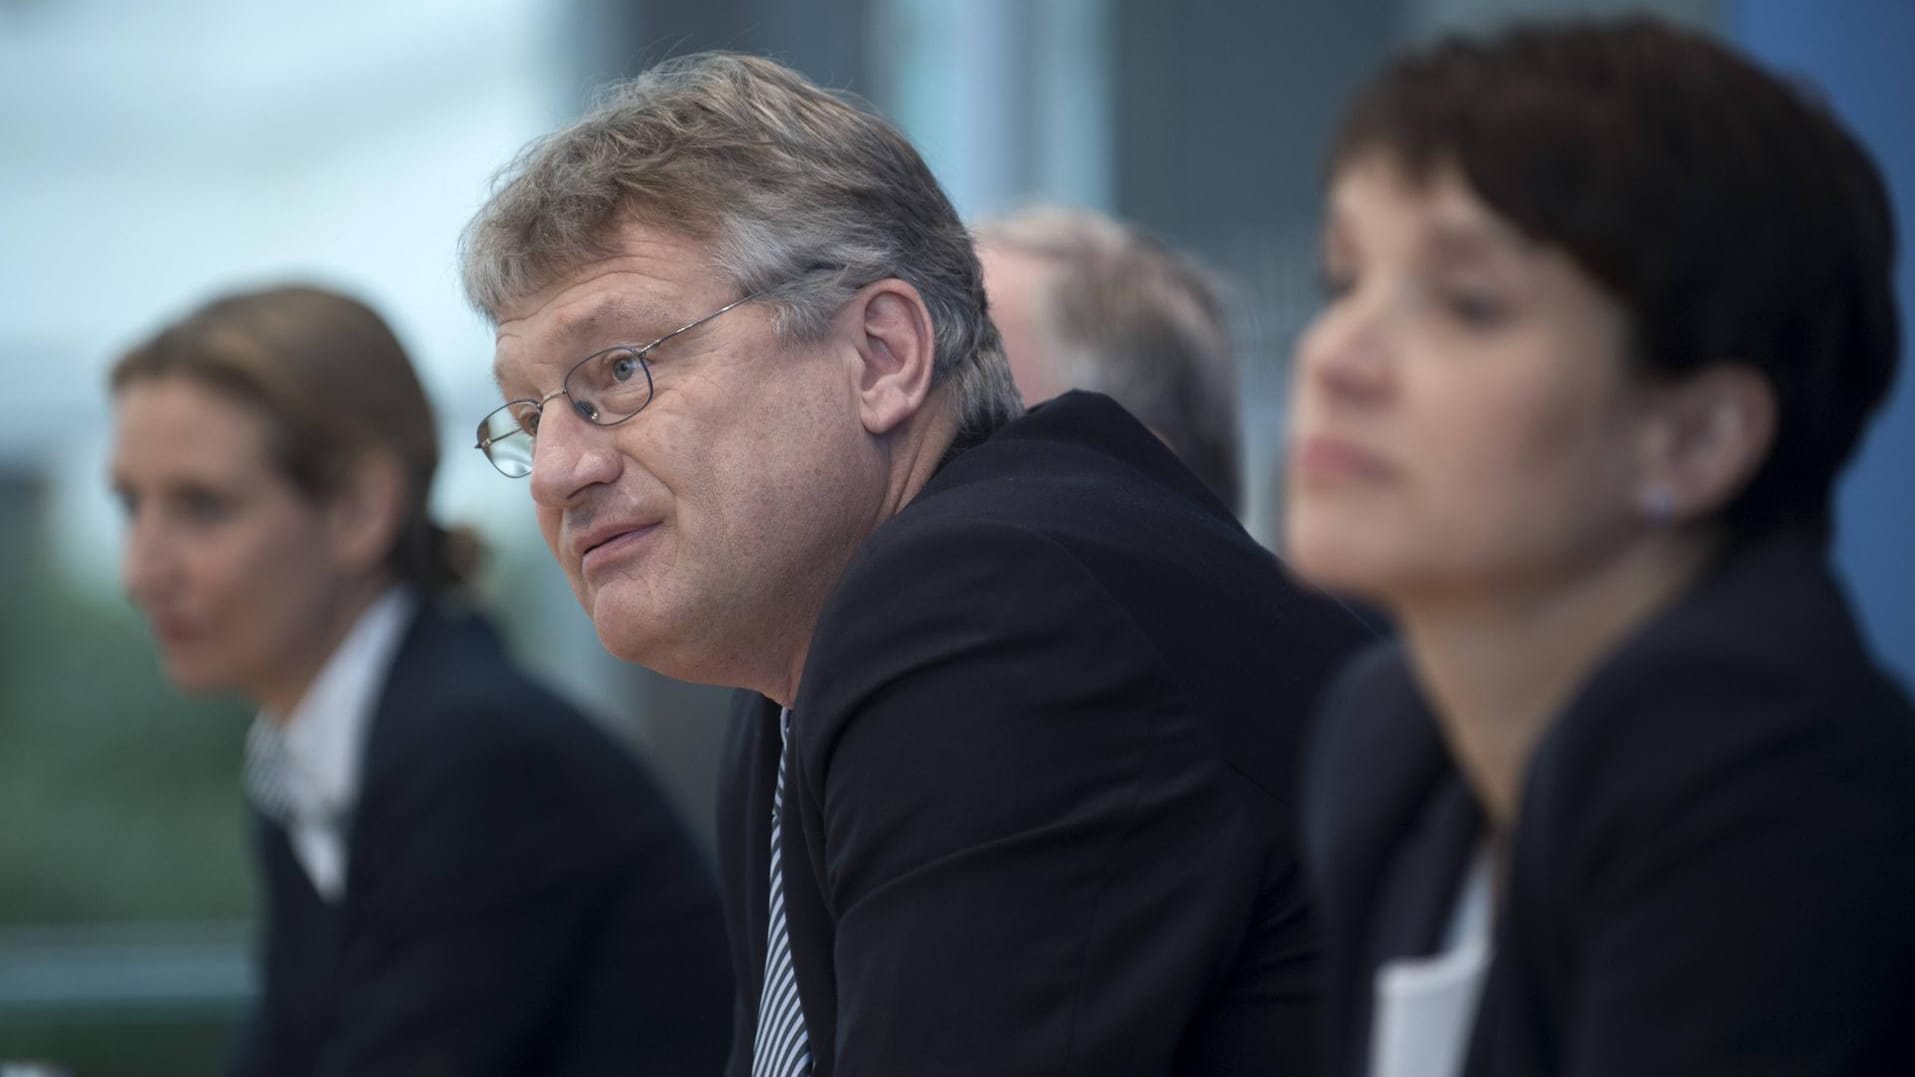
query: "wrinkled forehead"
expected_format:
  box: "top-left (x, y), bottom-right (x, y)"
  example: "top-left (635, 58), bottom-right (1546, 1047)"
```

top-left (490, 240), bottom-right (717, 395)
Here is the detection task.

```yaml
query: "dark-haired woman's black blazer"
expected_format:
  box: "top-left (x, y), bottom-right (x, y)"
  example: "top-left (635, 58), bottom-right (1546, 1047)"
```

top-left (230, 604), bottom-right (732, 1077)
top-left (1305, 532), bottom-right (1915, 1076)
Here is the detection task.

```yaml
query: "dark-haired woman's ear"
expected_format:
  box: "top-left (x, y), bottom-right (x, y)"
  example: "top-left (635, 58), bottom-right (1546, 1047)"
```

top-left (1635, 364), bottom-right (1777, 526)
top-left (328, 450), bottom-right (409, 581)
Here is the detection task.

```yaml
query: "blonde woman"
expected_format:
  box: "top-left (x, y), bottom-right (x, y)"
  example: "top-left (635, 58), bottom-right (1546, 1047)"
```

top-left (111, 285), bottom-right (730, 1075)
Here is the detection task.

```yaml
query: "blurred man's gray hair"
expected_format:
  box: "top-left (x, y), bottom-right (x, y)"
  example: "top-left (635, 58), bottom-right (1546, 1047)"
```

top-left (460, 51), bottom-right (1022, 437)
top-left (976, 207), bottom-right (1242, 514)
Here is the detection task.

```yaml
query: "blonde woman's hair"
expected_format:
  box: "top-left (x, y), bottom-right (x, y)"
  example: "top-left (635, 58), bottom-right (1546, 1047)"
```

top-left (111, 284), bottom-right (480, 591)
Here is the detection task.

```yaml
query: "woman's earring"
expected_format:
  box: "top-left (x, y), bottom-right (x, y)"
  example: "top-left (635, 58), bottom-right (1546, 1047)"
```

top-left (1641, 484), bottom-right (1675, 525)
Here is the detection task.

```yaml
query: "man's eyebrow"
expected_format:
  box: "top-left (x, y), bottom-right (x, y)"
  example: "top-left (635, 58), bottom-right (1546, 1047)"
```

top-left (492, 296), bottom-right (672, 395)
top-left (490, 359), bottom-right (519, 397)
top-left (558, 295), bottom-right (674, 350)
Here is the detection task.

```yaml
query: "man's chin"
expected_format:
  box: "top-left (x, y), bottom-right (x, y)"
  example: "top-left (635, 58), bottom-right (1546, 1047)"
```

top-left (588, 594), bottom-right (664, 668)
top-left (593, 613), bottom-right (733, 689)
top-left (586, 585), bottom-right (734, 685)
top-left (594, 625), bottom-right (654, 667)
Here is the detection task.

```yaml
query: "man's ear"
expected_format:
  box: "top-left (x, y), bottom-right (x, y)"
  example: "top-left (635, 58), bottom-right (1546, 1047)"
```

top-left (841, 278), bottom-right (938, 436)
top-left (327, 450), bottom-right (409, 579)
top-left (1636, 364), bottom-right (1777, 523)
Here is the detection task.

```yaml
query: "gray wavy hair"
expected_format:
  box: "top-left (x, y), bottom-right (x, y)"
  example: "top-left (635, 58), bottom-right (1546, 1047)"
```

top-left (460, 51), bottom-right (1022, 438)
top-left (976, 207), bottom-right (1242, 514)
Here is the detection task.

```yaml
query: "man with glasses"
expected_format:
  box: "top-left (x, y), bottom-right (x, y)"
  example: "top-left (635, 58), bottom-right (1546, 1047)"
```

top-left (463, 52), bottom-right (1370, 1077)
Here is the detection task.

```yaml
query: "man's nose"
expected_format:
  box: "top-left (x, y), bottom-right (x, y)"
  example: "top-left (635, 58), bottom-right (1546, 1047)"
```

top-left (529, 399), bottom-right (623, 508)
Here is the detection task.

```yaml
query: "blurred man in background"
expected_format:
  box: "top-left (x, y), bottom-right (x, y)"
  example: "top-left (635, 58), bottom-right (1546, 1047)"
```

top-left (463, 52), bottom-right (1369, 1076)
top-left (977, 206), bottom-right (1244, 515)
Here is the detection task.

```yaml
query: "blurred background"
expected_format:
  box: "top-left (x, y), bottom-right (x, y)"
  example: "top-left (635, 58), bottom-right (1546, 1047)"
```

top-left (2, 0), bottom-right (1908, 1071)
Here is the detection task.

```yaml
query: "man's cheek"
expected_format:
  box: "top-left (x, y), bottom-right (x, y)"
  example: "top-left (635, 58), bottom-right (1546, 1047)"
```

top-left (536, 512), bottom-right (566, 559)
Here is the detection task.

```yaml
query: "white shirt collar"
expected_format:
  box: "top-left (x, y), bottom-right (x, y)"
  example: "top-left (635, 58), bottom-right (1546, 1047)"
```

top-left (248, 587), bottom-right (417, 826)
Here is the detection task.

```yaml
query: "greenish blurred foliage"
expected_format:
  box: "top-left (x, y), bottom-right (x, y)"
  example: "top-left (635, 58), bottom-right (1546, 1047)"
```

top-left (1, 477), bottom-right (255, 1073)
top-left (0, 1013), bottom-right (241, 1076)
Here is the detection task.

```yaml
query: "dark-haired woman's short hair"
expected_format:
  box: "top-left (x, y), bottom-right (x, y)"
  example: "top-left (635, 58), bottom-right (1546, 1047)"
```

top-left (1331, 16), bottom-right (1900, 541)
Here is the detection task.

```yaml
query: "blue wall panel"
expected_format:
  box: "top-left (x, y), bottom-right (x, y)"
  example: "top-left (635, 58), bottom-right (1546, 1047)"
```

top-left (1738, 0), bottom-right (1915, 690)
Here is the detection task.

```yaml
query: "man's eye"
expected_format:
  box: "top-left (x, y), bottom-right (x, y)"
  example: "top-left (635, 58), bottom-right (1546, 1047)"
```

top-left (501, 400), bottom-right (543, 437)
top-left (611, 353), bottom-right (641, 383)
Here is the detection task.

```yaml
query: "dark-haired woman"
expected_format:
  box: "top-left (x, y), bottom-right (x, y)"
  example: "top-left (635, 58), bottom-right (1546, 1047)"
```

top-left (1285, 18), bottom-right (1915, 1077)
top-left (110, 285), bottom-right (731, 1075)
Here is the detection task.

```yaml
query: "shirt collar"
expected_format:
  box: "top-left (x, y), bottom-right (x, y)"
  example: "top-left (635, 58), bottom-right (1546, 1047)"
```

top-left (247, 587), bottom-right (417, 823)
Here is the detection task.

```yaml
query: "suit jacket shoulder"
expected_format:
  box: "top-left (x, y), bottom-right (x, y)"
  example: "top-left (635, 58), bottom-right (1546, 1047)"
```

top-left (245, 600), bottom-right (732, 1077)
top-left (351, 604), bottom-right (676, 912)
top-left (1522, 535), bottom-right (1915, 856)
top-left (1491, 536), bottom-right (1915, 1075)
top-left (753, 392), bottom-right (1371, 1076)
top-left (1305, 534), bottom-right (1915, 1077)
top-left (812, 392), bottom-right (1372, 796)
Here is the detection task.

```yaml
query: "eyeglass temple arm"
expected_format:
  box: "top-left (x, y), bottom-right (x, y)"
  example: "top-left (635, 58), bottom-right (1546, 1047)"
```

top-left (476, 385), bottom-right (569, 448)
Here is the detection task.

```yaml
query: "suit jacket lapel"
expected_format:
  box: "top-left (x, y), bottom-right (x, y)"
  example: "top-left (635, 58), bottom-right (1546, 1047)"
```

top-left (1368, 776), bottom-right (1484, 963)
top-left (1314, 647), bottom-right (1483, 1075)
top-left (340, 600), bottom-right (437, 917)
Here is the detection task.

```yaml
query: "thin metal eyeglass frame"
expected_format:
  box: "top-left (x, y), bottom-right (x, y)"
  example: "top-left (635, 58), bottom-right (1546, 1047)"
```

top-left (474, 289), bottom-right (766, 477)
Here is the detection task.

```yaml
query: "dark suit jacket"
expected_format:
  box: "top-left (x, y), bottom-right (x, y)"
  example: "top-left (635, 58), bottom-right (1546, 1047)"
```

top-left (1305, 532), bottom-right (1915, 1076)
top-left (231, 602), bottom-right (732, 1077)
top-left (716, 392), bottom-right (1374, 1076)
